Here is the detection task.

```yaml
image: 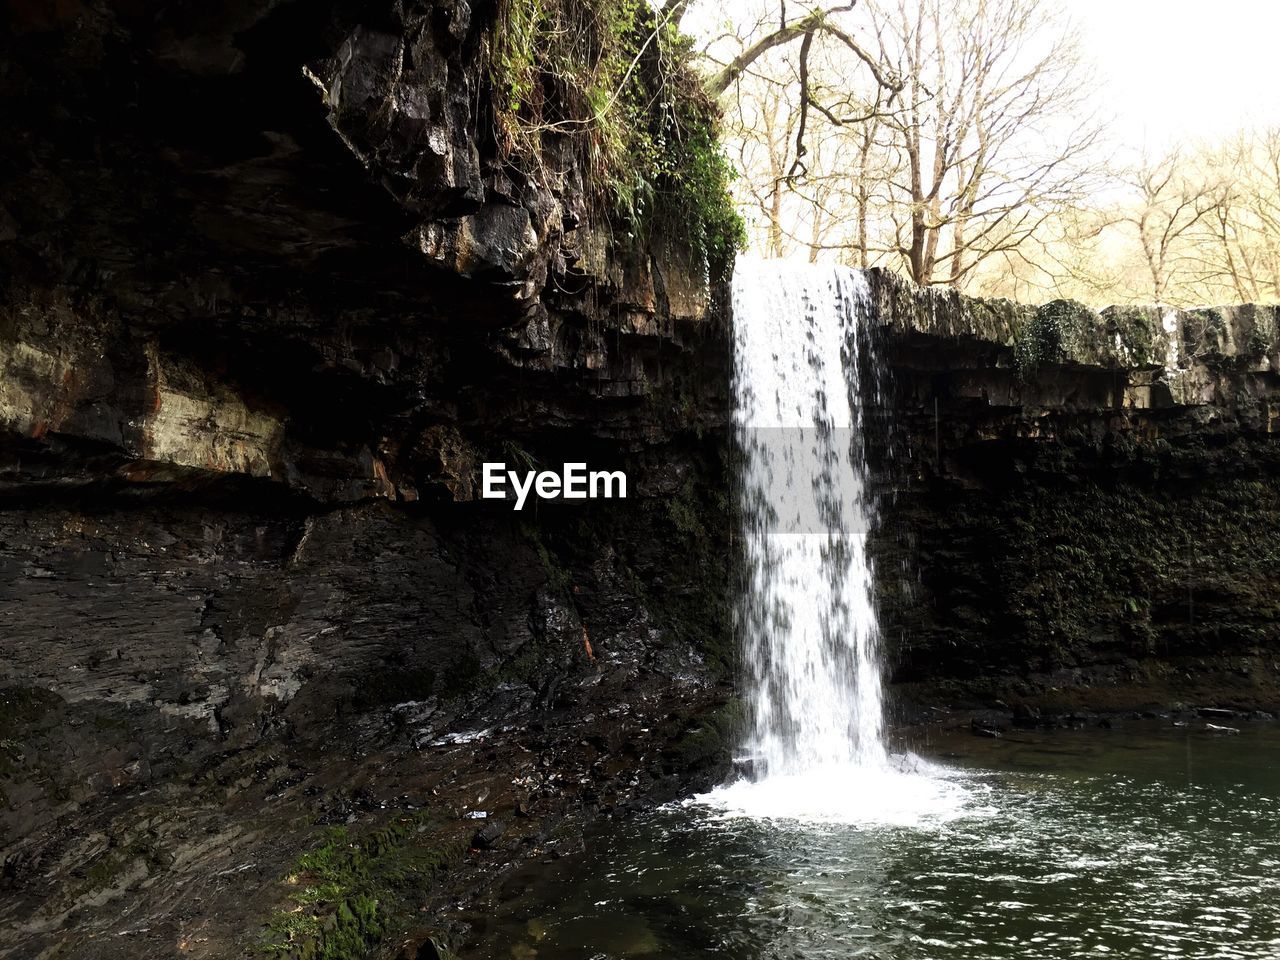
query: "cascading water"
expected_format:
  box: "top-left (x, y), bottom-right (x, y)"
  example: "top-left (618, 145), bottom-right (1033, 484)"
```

top-left (701, 258), bottom-right (966, 824)
top-left (733, 261), bottom-right (886, 774)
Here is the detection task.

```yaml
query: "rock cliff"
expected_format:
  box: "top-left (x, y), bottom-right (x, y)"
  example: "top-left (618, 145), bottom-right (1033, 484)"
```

top-left (864, 269), bottom-right (1280, 717)
top-left (1, 1), bottom-right (735, 956)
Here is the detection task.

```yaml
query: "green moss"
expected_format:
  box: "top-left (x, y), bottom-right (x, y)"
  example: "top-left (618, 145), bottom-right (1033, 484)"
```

top-left (1014, 299), bottom-right (1097, 380)
top-left (488, 0), bottom-right (744, 280)
top-left (1246, 307), bottom-right (1278, 356)
top-left (263, 896), bottom-right (381, 960)
top-left (524, 522), bottom-right (573, 599)
top-left (879, 443), bottom-right (1280, 688)
top-left (998, 477), bottom-right (1280, 660)
top-left (0, 686), bottom-right (60, 729)
top-left (655, 98), bottom-right (747, 277)
top-left (260, 818), bottom-right (467, 959)
top-left (669, 697), bottom-right (744, 772)
top-left (264, 911), bottom-right (323, 948)
top-left (1104, 306), bottom-right (1158, 366)
top-left (666, 480), bottom-right (707, 541)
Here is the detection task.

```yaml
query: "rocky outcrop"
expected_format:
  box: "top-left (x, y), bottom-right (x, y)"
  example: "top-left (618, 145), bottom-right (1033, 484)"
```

top-left (864, 269), bottom-right (1280, 716)
top-left (0, 0), bottom-right (728, 500)
top-left (0, 2), bottom-right (734, 957)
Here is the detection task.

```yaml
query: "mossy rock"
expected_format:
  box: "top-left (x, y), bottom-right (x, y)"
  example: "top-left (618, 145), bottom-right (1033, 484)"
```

top-left (1101, 305), bottom-right (1162, 367)
top-left (1182, 308), bottom-right (1229, 363)
top-left (261, 817), bottom-right (470, 960)
top-left (0, 686), bottom-right (61, 728)
top-left (1013, 299), bottom-right (1108, 379)
top-left (487, 0), bottom-right (744, 280)
top-left (668, 697), bottom-right (744, 774)
top-left (1244, 306), bottom-right (1279, 356)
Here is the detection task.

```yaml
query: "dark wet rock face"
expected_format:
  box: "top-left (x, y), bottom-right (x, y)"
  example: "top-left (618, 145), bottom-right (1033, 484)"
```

top-left (1, 0), bottom-right (727, 499)
top-left (863, 270), bottom-right (1280, 717)
top-left (0, 1), bottom-right (733, 956)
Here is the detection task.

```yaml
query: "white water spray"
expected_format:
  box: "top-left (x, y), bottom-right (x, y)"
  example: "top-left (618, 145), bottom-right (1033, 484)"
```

top-left (700, 258), bottom-right (968, 825)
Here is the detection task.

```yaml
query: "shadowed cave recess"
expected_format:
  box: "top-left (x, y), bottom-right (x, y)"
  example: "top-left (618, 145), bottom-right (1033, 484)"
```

top-left (1, 0), bottom-right (1278, 957)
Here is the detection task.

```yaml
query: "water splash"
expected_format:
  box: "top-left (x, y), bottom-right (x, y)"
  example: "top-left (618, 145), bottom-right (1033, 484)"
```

top-left (702, 258), bottom-right (964, 824)
top-left (699, 759), bottom-right (974, 826)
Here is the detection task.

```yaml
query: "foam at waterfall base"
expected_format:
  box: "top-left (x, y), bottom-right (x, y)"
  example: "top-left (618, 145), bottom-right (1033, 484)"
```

top-left (690, 753), bottom-right (978, 827)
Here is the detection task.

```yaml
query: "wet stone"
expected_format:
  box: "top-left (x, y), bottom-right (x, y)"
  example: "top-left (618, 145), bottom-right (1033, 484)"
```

top-left (472, 819), bottom-right (507, 850)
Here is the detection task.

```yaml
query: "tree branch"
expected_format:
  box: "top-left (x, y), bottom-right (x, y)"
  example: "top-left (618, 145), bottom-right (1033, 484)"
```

top-left (787, 30), bottom-right (816, 179)
top-left (704, 4), bottom-right (902, 98)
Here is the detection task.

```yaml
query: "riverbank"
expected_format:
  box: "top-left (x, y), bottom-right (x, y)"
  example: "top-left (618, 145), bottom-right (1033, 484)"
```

top-left (0, 646), bottom-right (736, 959)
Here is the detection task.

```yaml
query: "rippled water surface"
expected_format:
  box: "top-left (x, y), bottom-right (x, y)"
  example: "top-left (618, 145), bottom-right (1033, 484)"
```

top-left (466, 723), bottom-right (1280, 959)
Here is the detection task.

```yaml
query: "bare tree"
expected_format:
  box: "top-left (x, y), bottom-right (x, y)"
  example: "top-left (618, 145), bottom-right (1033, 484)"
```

top-left (691, 0), bottom-right (903, 193)
top-left (690, 1), bottom-right (1277, 309)
top-left (1191, 129), bottom-right (1280, 302)
top-left (862, 0), bottom-right (1104, 286)
top-left (1123, 150), bottom-right (1213, 304)
top-left (703, 0), bottom-right (1104, 290)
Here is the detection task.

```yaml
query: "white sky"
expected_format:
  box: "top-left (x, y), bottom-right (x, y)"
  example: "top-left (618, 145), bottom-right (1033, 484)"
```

top-left (686, 0), bottom-right (1280, 151)
top-left (1070, 0), bottom-right (1280, 150)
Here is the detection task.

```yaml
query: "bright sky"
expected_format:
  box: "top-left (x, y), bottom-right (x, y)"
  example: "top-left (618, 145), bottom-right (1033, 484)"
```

top-left (686, 0), bottom-right (1280, 153)
top-left (1071, 0), bottom-right (1280, 150)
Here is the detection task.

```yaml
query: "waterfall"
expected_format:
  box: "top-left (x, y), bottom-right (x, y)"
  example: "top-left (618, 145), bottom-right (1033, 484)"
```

top-left (694, 259), bottom-right (973, 824)
top-left (733, 259), bottom-right (886, 777)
